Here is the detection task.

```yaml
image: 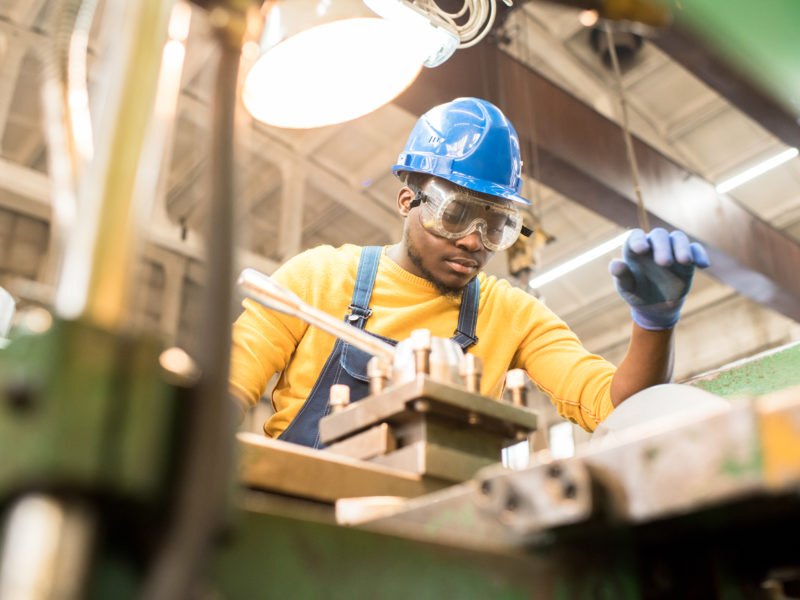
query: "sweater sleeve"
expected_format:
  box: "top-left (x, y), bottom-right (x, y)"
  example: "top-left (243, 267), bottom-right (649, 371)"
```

top-left (508, 288), bottom-right (616, 431)
top-left (228, 251), bottom-right (315, 413)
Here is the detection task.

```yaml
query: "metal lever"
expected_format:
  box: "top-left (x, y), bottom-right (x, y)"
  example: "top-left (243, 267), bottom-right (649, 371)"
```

top-left (237, 268), bottom-right (396, 363)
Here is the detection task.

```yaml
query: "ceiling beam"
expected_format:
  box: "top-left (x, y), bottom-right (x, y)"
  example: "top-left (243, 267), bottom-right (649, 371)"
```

top-left (395, 42), bottom-right (800, 321)
top-left (0, 159), bottom-right (277, 277)
top-left (179, 94), bottom-right (402, 238)
top-left (651, 13), bottom-right (800, 151)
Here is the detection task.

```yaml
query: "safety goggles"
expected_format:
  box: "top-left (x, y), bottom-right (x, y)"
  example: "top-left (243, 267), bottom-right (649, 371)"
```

top-left (409, 180), bottom-right (532, 251)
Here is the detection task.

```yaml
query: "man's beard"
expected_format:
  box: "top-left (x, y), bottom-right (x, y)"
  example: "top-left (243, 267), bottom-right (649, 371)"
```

top-left (406, 233), bottom-right (470, 300)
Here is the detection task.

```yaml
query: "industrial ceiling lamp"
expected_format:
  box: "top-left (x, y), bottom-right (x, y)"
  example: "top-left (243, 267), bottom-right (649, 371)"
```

top-left (243, 0), bottom-right (460, 129)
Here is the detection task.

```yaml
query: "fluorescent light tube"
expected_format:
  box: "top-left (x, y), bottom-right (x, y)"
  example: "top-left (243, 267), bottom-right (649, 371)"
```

top-left (715, 147), bottom-right (798, 194)
top-left (529, 231), bottom-right (629, 289)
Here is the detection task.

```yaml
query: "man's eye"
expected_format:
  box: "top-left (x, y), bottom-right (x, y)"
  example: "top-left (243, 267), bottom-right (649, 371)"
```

top-left (443, 201), bottom-right (470, 223)
top-left (486, 215), bottom-right (509, 231)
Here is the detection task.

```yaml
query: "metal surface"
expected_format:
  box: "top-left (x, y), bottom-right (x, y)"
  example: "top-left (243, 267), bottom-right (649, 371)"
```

top-left (686, 340), bottom-right (800, 399)
top-left (0, 318), bottom-right (186, 600)
top-left (209, 383), bottom-right (800, 599)
top-left (212, 491), bottom-right (547, 600)
top-left (236, 433), bottom-right (449, 503)
top-left (0, 319), bottom-right (179, 500)
top-left (319, 374), bottom-right (538, 444)
top-left (369, 441), bottom-right (499, 483)
top-left (351, 458), bottom-right (597, 553)
top-left (325, 423), bottom-right (398, 461)
top-left (238, 267), bottom-right (397, 363)
top-left (755, 386), bottom-right (800, 491)
top-left (0, 495), bottom-right (96, 600)
top-left (395, 41), bottom-right (800, 322)
top-left (359, 384), bottom-right (800, 550)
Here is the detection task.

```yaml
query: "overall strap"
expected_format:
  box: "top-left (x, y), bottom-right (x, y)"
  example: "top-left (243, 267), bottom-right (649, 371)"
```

top-left (347, 246), bottom-right (382, 330)
top-left (451, 277), bottom-right (480, 350)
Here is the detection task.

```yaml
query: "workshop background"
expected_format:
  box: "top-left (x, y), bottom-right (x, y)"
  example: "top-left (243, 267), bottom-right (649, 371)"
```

top-left (0, 0), bottom-right (799, 446)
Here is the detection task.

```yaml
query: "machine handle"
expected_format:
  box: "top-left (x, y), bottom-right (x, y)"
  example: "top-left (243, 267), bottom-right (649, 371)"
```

top-left (237, 268), bottom-right (396, 363)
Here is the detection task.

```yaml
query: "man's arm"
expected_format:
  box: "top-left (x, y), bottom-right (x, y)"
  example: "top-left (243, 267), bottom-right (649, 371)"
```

top-left (610, 325), bottom-right (674, 407)
top-left (607, 227), bottom-right (709, 408)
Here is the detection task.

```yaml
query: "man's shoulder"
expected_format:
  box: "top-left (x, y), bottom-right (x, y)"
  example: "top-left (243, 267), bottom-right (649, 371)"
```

top-left (477, 272), bottom-right (539, 307)
top-left (283, 243), bottom-right (364, 270)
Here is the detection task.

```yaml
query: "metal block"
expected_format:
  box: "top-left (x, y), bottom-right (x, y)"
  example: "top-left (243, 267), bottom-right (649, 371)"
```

top-left (324, 423), bottom-right (397, 460)
top-left (392, 416), bottom-right (507, 461)
top-left (236, 433), bottom-right (448, 503)
top-left (358, 387), bottom-right (800, 550)
top-left (349, 478), bottom-right (524, 554)
top-left (368, 441), bottom-right (496, 483)
top-left (579, 402), bottom-right (765, 522)
top-left (473, 460), bottom-right (595, 538)
top-left (319, 375), bottom-right (537, 445)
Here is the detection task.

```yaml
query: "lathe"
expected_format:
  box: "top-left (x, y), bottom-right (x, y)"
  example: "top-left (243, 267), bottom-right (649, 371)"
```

top-left (0, 0), bottom-right (799, 598)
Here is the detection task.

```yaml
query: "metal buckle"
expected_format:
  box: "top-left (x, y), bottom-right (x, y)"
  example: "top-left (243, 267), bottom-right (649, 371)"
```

top-left (347, 304), bottom-right (373, 322)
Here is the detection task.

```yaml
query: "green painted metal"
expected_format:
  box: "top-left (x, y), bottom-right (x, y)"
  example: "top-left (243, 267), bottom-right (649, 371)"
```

top-left (0, 319), bottom-right (180, 503)
top-left (211, 505), bottom-right (548, 599)
top-left (658, 0), bottom-right (800, 117)
top-left (687, 342), bottom-right (800, 398)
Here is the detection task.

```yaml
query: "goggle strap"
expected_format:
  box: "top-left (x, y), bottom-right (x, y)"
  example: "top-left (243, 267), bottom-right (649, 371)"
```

top-left (407, 185), bottom-right (425, 210)
top-left (521, 225), bottom-right (532, 238)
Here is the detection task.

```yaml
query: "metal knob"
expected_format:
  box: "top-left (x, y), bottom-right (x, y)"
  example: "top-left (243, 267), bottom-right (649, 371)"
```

top-left (459, 353), bottom-right (483, 393)
top-left (410, 329), bottom-right (432, 375)
top-left (367, 356), bottom-right (392, 395)
top-left (329, 384), bottom-right (351, 413)
top-left (506, 369), bottom-right (528, 407)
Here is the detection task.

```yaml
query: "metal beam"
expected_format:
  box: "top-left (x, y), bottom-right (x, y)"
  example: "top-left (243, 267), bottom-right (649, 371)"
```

top-left (0, 160), bottom-right (278, 277)
top-left (179, 94), bottom-right (402, 238)
top-left (394, 43), bottom-right (800, 321)
top-left (652, 27), bottom-right (800, 151)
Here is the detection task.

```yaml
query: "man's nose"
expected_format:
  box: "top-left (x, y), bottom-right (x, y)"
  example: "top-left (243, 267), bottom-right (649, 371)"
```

top-left (455, 229), bottom-right (485, 252)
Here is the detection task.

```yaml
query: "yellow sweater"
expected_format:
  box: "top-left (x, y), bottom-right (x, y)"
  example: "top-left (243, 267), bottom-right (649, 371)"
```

top-left (230, 244), bottom-right (616, 435)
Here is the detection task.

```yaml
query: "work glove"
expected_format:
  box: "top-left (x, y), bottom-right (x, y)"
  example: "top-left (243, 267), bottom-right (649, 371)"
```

top-left (609, 228), bottom-right (710, 331)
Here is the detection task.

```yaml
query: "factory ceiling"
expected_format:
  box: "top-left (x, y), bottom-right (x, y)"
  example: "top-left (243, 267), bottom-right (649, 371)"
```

top-left (0, 0), bottom-right (799, 386)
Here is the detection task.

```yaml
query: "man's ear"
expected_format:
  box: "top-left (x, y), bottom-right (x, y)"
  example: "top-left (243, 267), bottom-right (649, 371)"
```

top-left (397, 186), bottom-right (415, 217)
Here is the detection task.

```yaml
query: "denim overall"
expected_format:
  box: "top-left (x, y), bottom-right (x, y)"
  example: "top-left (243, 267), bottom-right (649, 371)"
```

top-left (279, 246), bottom-right (480, 448)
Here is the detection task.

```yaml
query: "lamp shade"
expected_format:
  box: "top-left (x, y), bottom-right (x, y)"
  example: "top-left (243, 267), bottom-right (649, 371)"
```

top-left (243, 0), bottom-right (449, 129)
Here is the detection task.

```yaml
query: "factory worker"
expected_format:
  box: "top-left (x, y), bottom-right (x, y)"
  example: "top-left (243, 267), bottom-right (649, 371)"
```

top-left (229, 97), bottom-right (709, 448)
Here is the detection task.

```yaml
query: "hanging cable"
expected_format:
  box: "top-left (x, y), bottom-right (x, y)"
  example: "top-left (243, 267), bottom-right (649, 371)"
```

top-left (604, 22), bottom-right (650, 232)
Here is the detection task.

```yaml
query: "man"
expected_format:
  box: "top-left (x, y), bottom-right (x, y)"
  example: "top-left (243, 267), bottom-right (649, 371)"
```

top-left (229, 97), bottom-right (709, 448)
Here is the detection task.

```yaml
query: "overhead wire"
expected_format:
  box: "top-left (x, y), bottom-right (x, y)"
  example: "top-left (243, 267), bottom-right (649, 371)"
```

top-left (604, 22), bottom-right (650, 232)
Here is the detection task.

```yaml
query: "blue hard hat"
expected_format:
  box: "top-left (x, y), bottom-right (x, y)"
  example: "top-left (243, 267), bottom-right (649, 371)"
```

top-left (392, 97), bottom-right (529, 205)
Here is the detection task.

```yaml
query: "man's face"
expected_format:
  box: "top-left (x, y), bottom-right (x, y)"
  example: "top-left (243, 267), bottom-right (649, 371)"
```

top-left (400, 178), bottom-right (496, 296)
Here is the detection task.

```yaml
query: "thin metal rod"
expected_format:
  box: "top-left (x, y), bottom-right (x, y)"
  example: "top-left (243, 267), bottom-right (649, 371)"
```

top-left (238, 268), bottom-right (396, 363)
top-left (142, 12), bottom-right (239, 600)
top-left (604, 23), bottom-right (650, 232)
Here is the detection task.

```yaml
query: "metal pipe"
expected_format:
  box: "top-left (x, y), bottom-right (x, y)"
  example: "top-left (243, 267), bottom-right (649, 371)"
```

top-left (141, 6), bottom-right (243, 598)
top-left (54, 0), bottom-right (176, 328)
top-left (238, 268), bottom-right (396, 363)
